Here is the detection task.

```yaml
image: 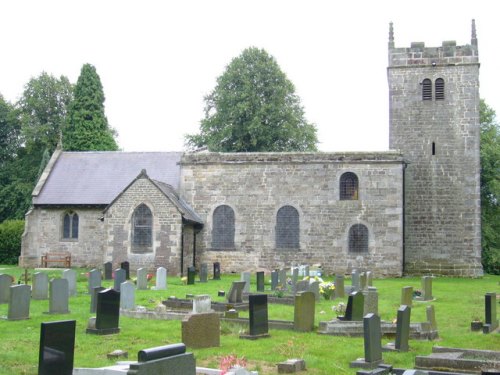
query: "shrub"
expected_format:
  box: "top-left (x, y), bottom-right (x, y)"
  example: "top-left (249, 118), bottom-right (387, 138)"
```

top-left (0, 220), bottom-right (24, 264)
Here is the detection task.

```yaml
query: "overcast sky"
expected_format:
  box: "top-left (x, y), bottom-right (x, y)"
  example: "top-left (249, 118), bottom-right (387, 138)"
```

top-left (1, 1), bottom-right (498, 152)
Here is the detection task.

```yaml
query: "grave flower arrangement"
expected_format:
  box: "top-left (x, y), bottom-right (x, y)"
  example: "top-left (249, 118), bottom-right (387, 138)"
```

top-left (219, 354), bottom-right (247, 375)
top-left (332, 302), bottom-right (346, 317)
top-left (319, 281), bottom-right (335, 300)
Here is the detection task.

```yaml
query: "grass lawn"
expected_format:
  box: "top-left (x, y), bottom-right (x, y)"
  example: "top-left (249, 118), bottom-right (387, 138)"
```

top-left (0, 265), bottom-right (498, 375)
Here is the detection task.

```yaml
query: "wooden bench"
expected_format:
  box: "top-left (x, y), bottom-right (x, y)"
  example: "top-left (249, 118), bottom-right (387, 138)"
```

top-left (40, 253), bottom-right (71, 268)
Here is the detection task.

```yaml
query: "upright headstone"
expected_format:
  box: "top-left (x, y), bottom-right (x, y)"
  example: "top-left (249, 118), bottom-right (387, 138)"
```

top-left (483, 292), bottom-right (498, 334)
top-left (213, 262), bottom-right (221, 280)
top-left (246, 294), bottom-right (269, 337)
top-left (294, 291), bottom-right (315, 332)
top-left (240, 272), bottom-right (251, 293)
top-left (360, 272), bottom-right (368, 291)
top-left (32, 272), bottom-right (49, 300)
top-left (88, 269), bottom-right (102, 294)
top-left (227, 281), bottom-right (246, 303)
top-left (136, 268), bottom-right (148, 290)
top-left (38, 320), bottom-right (76, 375)
top-left (334, 275), bottom-right (345, 298)
top-left (199, 263), bottom-right (208, 283)
top-left (7, 284), bottom-right (31, 320)
top-left (62, 269), bottom-right (77, 297)
top-left (104, 262), bottom-right (113, 280)
top-left (90, 286), bottom-right (105, 313)
top-left (87, 288), bottom-right (120, 335)
top-left (295, 279), bottom-right (309, 293)
top-left (270, 270), bottom-right (278, 291)
top-left (339, 291), bottom-right (364, 321)
top-left (0, 274), bottom-right (13, 304)
top-left (114, 269), bottom-right (126, 292)
top-left (309, 280), bottom-right (320, 301)
top-left (366, 271), bottom-right (373, 287)
top-left (291, 267), bottom-right (299, 292)
top-left (182, 312), bottom-right (220, 348)
top-left (156, 267), bottom-right (167, 290)
top-left (351, 270), bottom-right (360, 292)
top-left (426, 305), bottom-right (438, 333)
top-left (47, 278), bottom-right (70, 314)
top-left (364, 287), bottom-right (378, 316)
top-left (256, 271), bottom-right (265, 292)
top-left (120, 261), bottom-right (130, 280)
top-left (120, 281), bottom-right (135, 310)
top-left (383, 305), bottom-right (411, 352)
top-left (350, 313), bottom-right (383, 369)
top-left (187, 266), bottom-right (196, 285)
top-left (278, 269), bottom-right (287, 290)
top-left (401, 286), bottom-right (413, 307)
top-left (304, 265), bottom-right (310, 277)
top-left (420, 276), bottom-right (433, 301)
top-left (193, 294), bottom-right (212, 314)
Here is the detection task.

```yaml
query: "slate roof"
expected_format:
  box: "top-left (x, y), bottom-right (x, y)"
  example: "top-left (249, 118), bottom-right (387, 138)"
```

top-left (34, 151), bottom-right (183, 205)
top-left (152, 180), bottom-right (203, 225)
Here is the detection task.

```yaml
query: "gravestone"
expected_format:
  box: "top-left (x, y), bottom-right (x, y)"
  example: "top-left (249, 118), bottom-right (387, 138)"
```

top-left (419, 276), bottom-right (433, 301)
top-left (120, 281), bottom-right (135, 310)
top-left (90, 286), bottom-right (105, 313)
top-left (0, 274), bottom-right (13, 304)
top-left (182, 312), bottom-right (220, 348)
top-left (227, 281), bottom-right (246, 303)
top-left (339, 291), bottom-right (364, 321)
top-left (256, 271), bottom-right (265, 292)
top-left (334, 275), bottom-right (345, 298)
top-left (304, 265), bottom-right (310, 277)
top-left (199, 263), bottom-right (208, 283)
top-left (47, 278), bottom-right (70, 314)
top-left (129, 343), bottom-right (196, 375)
top-left (187, 266), bottom-right (196, 285)
top-left (113, 269), bottom-right (126, 292)
top-left (242, 294), bottom-right (269, 338)
top-left (120, 261), bottom-right (130, 279)
top-left (351, 270), bottom-right (360, 292)
top-left (7, 284), bottom-right (31, 320)
top-left (483, 292), bottom-right (498, 334)
top-left (62, 269), bottom-right (77, 297)
top-left (193, 294), bottom-right (212, 314)
top-left (350, 313), bottom-right (383, 369)
top-left (38, 320), bottom-right (76, 375)
top-left (156, 267), bottom-right (167, 290)
top-left (295, 279), bottom-right (309, 293)
top-left (32, 272), bottom-right (49, 300)
top-left (136, 268), bottom-right (148, 290)
top-left (364, 287), bottom-right (378, 316)
top-left (104, 262), bottom-right (113, 280)
top-left (360, 272), bottom-right (368, 291)
top-left (213, 262), bottom-right (221, 280)
top-left (309, 280), bottom-right (320, 301)
top-left (426, 305), bottom-right (437, 332)
top-left (241, 272), bottom-right (251, 293)
top-left (401, 286), bottom-right (413, 307)
top-left (87, 288), bottom-right (120, 335)
top-left (383, 305), bottom-right (411, 352)
top-left (366, 271), bottom-right (373, 287)
top-left (270, 271), bottom-right (278, 291)
top-left (294, 291), bottom-right (315, 332)
top-left (88, 269), bottom-right (101, 294)
top-left (291, 267), bottom-right (299, 292)
top-left (278, 269), bottom-right (287, 290)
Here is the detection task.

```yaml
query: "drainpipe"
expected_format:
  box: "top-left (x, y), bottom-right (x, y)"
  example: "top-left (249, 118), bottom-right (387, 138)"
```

top-left (180, 224), bottom-right (185, 276)
top-left (402, 161), bottom-right (408, 275)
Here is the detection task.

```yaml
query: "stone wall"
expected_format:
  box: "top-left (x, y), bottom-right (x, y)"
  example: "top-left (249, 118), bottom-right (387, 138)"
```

top-left (180, 152), bottom-right (404, 277)
top-left (388, 36), bottom-right (483, 276)
top-left (19, 207), bottom-right (106, 268)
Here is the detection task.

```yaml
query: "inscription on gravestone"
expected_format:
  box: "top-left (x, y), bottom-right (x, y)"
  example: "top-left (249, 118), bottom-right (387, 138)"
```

top-left (38, 320), bottom-right (76, 375)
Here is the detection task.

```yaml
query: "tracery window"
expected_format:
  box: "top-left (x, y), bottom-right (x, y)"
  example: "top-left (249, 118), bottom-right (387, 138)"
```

top-left (340, 172), bottom-right (359, 200)
top-left (348, 224), bottom-right (369, 253)
top-left (132, 204), bottom-right (153, 252)
top-left (62, 211), bottom-right (79, 240)
top-left (212, 205), bottom-right (235, 249)
top-left (276, 205), bottom-right (299, 249)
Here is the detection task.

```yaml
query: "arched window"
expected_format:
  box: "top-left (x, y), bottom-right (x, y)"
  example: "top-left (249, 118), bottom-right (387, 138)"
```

top-left (276, 205), bottom-right (299, 249)
top-left (422, 78), bottom-right (432, 100)
top-left (212, 205), bottom-right (235, 249)
top-left (435, 78), bottom-right (445, 100)
top-left (62, 212), bottom-right (79, 240)
top-left (340, 172), bottom-right (359, 200)
top-left (132, 204), bottom-right (153, 252)
top-left (348, 224), bottom-right (369, 253)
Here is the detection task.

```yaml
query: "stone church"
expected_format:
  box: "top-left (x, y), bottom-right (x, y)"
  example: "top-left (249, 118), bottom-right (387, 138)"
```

top-left (19, 23), bottom-right (483, 277)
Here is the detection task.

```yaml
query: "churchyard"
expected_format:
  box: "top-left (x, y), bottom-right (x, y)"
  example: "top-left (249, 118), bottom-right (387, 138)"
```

top-left (0, 264), bottom-right (498, 375)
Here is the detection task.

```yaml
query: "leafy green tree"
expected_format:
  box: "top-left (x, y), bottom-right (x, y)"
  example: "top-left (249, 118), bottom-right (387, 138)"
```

top-left (0, 219), bottom-right (25, 264)
top-left (480, 100), bottom-right (500, 274)
top-left (186, 47), bottom-right (318, 152)
top-left (64, 64), bottom-right (118, 151)
top-left (0, 94), bottom-right (21, 165)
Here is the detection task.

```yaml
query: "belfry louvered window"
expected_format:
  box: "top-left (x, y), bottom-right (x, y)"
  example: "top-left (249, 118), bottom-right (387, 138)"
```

top-left (132, 204), bottom-right (153, 252)
top-left (276, 205), bottom-right (300, 249)
top-left (212, 205), bottom-right (235, 249)
top-left (348, 224), bottom-right (369, 253)
top-left (435, 78), bottom-right (445, 100)
top-left (422, 79), bottom-right (432, 100)
top-left (340, 172), bottom-right (359, 200)
top-left (62, 212), bottom-right (79, 240)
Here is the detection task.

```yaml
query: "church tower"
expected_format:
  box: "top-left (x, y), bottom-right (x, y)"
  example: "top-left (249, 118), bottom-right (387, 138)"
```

top-left (388, 21), bottom-right (483, 276)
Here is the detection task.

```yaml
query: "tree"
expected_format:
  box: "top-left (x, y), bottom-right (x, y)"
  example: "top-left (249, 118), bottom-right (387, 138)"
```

top-left (0, 94), bottom-right (21, 165)
top-left (186, 47), bottom-right (318, 152)
top-left (64, 64), bottom-right (118, 151)
top-left (480, 100), bottom-right (500, 274)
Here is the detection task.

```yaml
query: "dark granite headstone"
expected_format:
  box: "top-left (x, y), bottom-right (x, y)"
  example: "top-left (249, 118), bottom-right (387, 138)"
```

top-left (120, 261), bottom-right (130, 280)
top-left (383, 305), bottom-right (411, 352)
top-left (256, 271), bottom-right (265, 292)
top-left (484, 292), bottom-right (498, 334)
top-left (104, 262), bottom-right (113, 280)
top-left (114, 269), bottom-right (126, 291)
top-left (199, 263), bottom-right (208, 283)
top-left (213, 262), bottom-right (220, 280)
top-left (90, 286), bottom-right (106, 313)
top-left (87, 288), bottom-right (120, 334)
top-left (38, 320), bottom-right (76, 375)
top-left (294, 291), bottom-right (315, 332)
top-left (350, 313), bottom-right (383, 369)
top-left (187, 266), bottom-right (196, 285)
top-left (129, 343), bottom-right (195, 375)
top-left (138, 343), bottom-right (186, 362)
top-left (339, 291), bottom-right (364, 321)
top-left (248, 294), bottom-right (269, 337)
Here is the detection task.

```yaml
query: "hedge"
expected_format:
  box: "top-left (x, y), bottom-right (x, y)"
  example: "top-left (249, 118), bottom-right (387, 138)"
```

top-left (0, 220), bottom-right (24, 264)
